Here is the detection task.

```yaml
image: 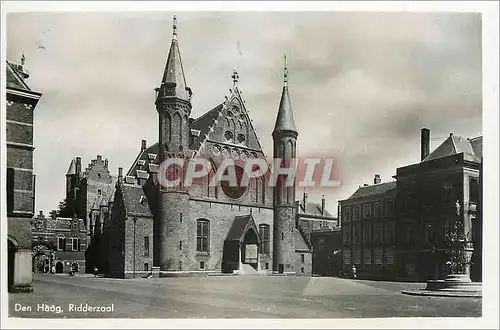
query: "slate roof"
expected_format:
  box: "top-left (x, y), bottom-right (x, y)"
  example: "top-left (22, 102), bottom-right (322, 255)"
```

top-left (226, 214), bottom-right (259, 242)
top-left (159, 35), bottom-right (191, 102)
top-left (469, 136), bottom-right (483, 159)
top-left (190, 103), bottom-right (223, 151)
top-left (299, 202), bottom-right (333, 217)
top-left (273, 85), bottom-right (297, 133)
top-left (66, 159), bottom-right (76, 175)
top-left (423, 134), bottom-right (482, 163)
top-left (347, 181), bottom-right (397, 200)
top-left (119, 183), bottom-right (153, 217)
top-left (6, 60), bottom-right (30, 91)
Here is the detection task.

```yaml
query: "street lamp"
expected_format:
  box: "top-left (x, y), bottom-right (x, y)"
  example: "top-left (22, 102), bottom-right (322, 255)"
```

top-left (133, 217), bottom-right (137, 277)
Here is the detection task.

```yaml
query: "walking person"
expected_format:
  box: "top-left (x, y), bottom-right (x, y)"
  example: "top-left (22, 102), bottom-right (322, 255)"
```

top-left (351, 265), bottom-right (357, 279)
top-left (93, 266), bottom-right (98, 278)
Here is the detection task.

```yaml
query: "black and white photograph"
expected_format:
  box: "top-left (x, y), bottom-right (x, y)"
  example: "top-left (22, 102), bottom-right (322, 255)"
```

top-left (2, 1), bottom-right (498, 328)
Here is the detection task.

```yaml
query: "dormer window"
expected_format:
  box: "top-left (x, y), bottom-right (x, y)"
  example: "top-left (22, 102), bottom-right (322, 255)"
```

top-left (224, 131), bottom-right (234, 142)
top-left (97, 189), bottom-right (102, 196)
top-left (97, 173), bottom-right (101, 179)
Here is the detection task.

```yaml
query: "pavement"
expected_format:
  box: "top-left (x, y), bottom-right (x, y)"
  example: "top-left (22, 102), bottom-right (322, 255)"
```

top-left (7, 273), bottom-right (482, 318)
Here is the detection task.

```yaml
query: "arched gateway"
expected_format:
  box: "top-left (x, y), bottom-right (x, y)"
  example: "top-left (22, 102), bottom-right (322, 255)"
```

top-left (222, 214), bottom-right (262, 273)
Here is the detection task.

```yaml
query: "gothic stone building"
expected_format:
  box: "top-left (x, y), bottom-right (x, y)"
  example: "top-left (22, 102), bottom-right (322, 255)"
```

top-left (63, 155), bottom-right (116, 272)
top-left (6, 58), bottom-right (42, 292)
top-left (105, 17), bottom-right (319, 278)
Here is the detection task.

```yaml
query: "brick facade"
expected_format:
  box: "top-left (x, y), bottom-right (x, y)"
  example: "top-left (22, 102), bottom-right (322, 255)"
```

top-left (6, 59), bottom-right (42, 292)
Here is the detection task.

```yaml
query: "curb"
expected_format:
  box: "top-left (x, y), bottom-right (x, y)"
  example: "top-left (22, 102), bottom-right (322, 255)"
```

top-left (401, 290), bottom-right (482, 298)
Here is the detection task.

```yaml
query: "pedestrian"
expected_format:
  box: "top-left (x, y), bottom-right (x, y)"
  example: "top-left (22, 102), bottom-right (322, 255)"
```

top-left (93, 266), bottom-right (98, 277)
top-left (351, 265), bottom-right (357, 279)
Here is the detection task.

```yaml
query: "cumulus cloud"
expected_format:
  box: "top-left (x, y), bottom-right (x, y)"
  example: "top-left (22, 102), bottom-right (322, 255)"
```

top-left (6, 11), bottom-right (482, 214)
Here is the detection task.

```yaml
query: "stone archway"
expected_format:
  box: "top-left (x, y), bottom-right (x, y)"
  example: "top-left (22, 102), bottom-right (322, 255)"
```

top-left (8, 238), bottom-right (17, 292)
top-left (241, 228), bottom-right (259, 270)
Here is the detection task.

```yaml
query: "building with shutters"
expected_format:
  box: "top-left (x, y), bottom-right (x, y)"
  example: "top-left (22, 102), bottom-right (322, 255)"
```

top-left (394, 129), bottom-right (482, 281)
top-left (339, 175), bottom-right (397, 279)
top-left (6, 56), bottom-right (42, 292)
top-left (31, 211), bottom-right (87, 274)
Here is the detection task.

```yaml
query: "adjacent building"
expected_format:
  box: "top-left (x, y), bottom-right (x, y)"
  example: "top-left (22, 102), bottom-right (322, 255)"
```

top-left (6, 57), bottom-right (42, 292)
top-left (61, 155), bottom-right (116, 272)
top-left (311, 227), bottom-right (343, 276)
top-left (394, 129), bottom-right (482, 281)
top-left (339, 175), bottom-right (397, 279)
top-left (31, 211), bottom-right (87, 273)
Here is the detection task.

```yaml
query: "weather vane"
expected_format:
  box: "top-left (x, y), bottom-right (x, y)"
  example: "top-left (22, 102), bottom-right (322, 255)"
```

top-left (173, 15), bottom-right (177, 39)
top-left (283, 54), bottom-right (288, 85)
top-left (232, 69), bottom-right (239, 86)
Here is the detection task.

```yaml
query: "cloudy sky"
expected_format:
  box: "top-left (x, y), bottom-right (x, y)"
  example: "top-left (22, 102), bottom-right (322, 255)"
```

top-left (6, 10), bottom-right (482, 215)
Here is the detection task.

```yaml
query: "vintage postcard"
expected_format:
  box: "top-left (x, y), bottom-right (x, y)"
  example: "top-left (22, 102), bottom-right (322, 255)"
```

top-left (2, 1), bottom-right (498, 329)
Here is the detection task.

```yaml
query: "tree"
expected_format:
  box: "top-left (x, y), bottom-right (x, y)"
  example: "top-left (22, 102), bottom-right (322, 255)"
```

top-left (57, 197), bottom-right (73, 217)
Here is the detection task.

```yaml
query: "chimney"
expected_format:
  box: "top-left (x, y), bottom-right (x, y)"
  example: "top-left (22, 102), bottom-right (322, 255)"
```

top-left (76, 157), bottom-right (82, 175)
top-left (50, 210), bottom-right (57, 220)
top-left (141, 139), bottom-right (147, 152)
top-left (118, 167), bottom-right (123, 183)
top-left (374, 174), bottom-right (381, 185)
top-left (337, 204), bottom-right (340, 227)
top-left (38, 210), bottom-right (44, 219)
top-left (421, 128), bottom-right (430, 161)
top-left (321, 195), bottom-right (326, 215)
top-left (97, 155), bottom-right (102, 162)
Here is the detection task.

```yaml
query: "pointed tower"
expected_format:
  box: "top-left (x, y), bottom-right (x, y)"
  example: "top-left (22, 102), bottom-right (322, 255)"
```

top-left (272, 55), bottom-right (298, 274)
top-left (156, 15), bottom-right (192, 158)
top-left (155, 15), bottom-right (191, 271)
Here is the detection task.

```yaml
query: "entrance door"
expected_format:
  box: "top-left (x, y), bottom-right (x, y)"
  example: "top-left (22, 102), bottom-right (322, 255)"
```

top-left (8, 240), bottom-right (15, 291)
top-left (56, 261), bottom-right (64, 273)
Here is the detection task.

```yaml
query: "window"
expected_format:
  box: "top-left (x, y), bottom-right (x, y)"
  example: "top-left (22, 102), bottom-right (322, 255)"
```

top-left (144, 263), bottom-right (149, 271)
top-left (57, 237), bottom-right (66, 251)
top-left (97, 173), bottom-right (101, 179)
top-left (259, 224), bottom-right (270, 255)
top-left (374, 248), bottom-right (383, 268)
top-left (385, 248), bottom-right (394, 267)
top-left (385, 222), bottom-right (395, 244)
top-left (363, 224), bottom-right (371, 243)
top-left (363, 203), bottom-right (372, 219)
top-left (470, 177), bottom-right (479, 204)
top-left (405, 225), bottom-right (413, 245)
top-left (72, 238), bottom-right (79, 251)
top-left (200, 261), bottom-right (205, 270)
top-left (354, 205), bottom-right (361, 220)
top-left (374, 224), bottom-right (382, 243)
top-left (144, 236), bottom-right (150, 256)
top-left (443, 219), bottom-right (451, 242)
top-left (343, 226), bottom-right (350, 244)
top-left (97, 189), bottom-right (101, 195)
top-left (179, 240), bottom-right (182, 251)
top-left (265, 263), bottom-right (269, 270)
top-left (318, 238), bottom-right (325, 252)
top-left (353, 248), bottom-right (361, 266)
top-left (387, 200), bottom-right (395, 217)
top-left (180, 213), bottom-right (183, 223)
top-left (442, 184), bottom-right (453, 201)
top-left (374, 202), bottom-right (381, 218)
top-left (363, 248), bottom-right (372, 269)
top-left (343, 249), bottom-right (351, 266)
top-left (197, 219), bottom-right (210, 253)
top-left (301, 254), bottom-right (305, 263)
top-left (353, 225), bottom-right (361, 244)
top-left (36, 221), bottom-right (43, 230)
top-left (424, 223), bottom-right (434, 242)
top-left (343, 206), bottom-right (352, 221)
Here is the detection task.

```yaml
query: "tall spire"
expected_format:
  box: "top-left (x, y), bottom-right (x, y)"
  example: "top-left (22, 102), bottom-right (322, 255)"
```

top-left (273, 54), bottom-right (297, 134)
top-left (158, 15), bottom-right (191, 102)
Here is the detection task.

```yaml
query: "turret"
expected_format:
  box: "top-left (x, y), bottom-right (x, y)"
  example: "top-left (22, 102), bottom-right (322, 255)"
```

top-left (156, 15), bottom-right (192, 159)
top-left (272, 55), bottom-right (298, 274)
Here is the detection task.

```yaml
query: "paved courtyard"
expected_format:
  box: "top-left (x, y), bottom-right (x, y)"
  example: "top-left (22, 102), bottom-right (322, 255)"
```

top-left (8, 273), bottom-right (481, 318)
